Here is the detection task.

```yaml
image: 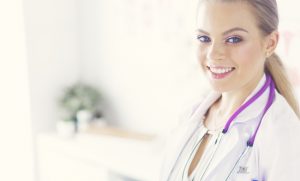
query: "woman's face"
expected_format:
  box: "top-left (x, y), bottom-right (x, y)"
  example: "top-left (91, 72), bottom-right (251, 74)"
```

top-left (197, 1), bottom-right (268, 93)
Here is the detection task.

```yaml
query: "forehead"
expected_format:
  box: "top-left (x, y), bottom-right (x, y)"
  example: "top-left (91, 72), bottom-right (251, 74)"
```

top-left (197, 1), bottom-right (259, 35)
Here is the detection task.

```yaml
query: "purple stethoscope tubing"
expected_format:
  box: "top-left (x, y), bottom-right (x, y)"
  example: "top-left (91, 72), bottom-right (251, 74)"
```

top-left (225, 74), bottom-right (275, 180)
top-left (222, 73), bottom-right (275, 147)
top-left (198, 74), bottom-right (275, 181)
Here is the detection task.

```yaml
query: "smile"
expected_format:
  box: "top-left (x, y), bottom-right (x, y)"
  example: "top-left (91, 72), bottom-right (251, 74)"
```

top-left (207, 66), bottom-right (235, 79)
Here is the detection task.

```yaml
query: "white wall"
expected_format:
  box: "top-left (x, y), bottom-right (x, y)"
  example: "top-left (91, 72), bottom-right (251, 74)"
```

top-left (0, 0), bottom-right (34, 180)
top-left (24, 0), bottom-right (81, 133)
top-left (79, 0), bottom-right (208, 135)
top-left (277, 0), bottom-right (300, 99)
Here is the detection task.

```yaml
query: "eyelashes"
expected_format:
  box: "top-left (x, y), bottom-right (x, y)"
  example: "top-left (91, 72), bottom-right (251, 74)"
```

top-left (196, 35), bottom-right (243, 44)
top-left (226, 36), bottom-right (243, 43)
top-left (197, 35), bottom-right (211, 43)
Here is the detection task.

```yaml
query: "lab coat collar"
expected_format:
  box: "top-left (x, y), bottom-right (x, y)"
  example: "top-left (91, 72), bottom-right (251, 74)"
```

top-left (193, 74), bottom-right (269, 126)
top-left (235, 74), bottom-right (269, 122)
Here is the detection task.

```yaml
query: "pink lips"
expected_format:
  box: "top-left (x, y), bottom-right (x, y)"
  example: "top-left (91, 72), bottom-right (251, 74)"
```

top-left (211, 70), bottom-right (233, 79)
top-left (207, 66), bottom-right (235, 79)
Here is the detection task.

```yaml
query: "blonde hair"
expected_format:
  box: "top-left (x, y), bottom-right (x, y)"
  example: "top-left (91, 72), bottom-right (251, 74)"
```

top-left (266, 54), bottom-right (300, 118)
top-left (199, 0), bottom-right (300, 118)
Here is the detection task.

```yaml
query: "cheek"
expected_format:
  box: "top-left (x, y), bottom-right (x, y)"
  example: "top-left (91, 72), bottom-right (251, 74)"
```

top-left (197, 47), bottom-right (207, 67)
top-left (231, 43), bottom-right (264, 68)
top-left (197, 50), bottom-right (204, 71)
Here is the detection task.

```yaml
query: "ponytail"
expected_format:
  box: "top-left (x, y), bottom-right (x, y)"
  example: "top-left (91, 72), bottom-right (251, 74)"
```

top-left (265, 53), bottom-right (300, 118)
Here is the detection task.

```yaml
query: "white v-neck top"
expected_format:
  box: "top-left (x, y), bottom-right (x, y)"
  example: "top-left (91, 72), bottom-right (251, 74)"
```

top-left (169, 117), bottom-right (223, 181)
top-left (187, 127), bottom-right (222, 181)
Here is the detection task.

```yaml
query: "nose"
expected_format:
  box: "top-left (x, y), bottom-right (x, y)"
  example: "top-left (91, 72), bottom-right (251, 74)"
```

top-left (206, 42), bottom-right (225, 61)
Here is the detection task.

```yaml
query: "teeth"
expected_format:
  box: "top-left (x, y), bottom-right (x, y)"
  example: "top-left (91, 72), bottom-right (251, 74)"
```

top-left (210, 67), bottom-right (233, 74)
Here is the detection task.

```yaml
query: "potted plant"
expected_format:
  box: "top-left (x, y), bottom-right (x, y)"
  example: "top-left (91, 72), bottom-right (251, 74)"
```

top-left (57, 82), bottom-right (102, 136)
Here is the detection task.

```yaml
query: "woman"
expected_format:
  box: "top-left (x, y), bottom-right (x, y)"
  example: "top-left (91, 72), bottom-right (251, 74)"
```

top-left (160, 0), bottom-right (300, 180)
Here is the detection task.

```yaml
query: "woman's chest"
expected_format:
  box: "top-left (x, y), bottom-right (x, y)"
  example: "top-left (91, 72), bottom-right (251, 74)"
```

top-left (183, 123), bottom-right (262, 181)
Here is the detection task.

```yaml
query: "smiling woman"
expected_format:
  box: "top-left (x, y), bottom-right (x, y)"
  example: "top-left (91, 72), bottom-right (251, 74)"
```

top-left (197, 1), bottom-right (272, 96)
top-left (160, 0), bottom-right (300, 180)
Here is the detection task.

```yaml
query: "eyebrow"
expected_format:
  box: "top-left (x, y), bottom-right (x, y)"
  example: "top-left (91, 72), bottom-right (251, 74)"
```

top-left (197, 27), bottom-right (249, 35)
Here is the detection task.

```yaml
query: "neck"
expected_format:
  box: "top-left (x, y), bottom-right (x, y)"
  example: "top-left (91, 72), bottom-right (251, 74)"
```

top-left (215, 73), bottom-right (265, 119)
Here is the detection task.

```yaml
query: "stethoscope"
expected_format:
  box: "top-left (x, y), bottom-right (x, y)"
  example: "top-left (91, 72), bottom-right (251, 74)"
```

top-left (167, 73), bottom-right (275, 181)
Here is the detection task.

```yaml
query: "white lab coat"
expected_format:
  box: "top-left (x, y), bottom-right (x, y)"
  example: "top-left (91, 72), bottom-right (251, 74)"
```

top-left (160, 75), bottom-right (300, 181)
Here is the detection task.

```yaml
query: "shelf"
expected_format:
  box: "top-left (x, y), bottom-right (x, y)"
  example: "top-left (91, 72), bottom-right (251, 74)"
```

top-left (37, 129), bottom-right (164, 181)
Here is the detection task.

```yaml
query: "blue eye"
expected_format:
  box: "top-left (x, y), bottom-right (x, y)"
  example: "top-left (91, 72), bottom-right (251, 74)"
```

top-left (197, 35), bottom-right (211, 43)
top-left (226, 36), bottom-right (242, 44)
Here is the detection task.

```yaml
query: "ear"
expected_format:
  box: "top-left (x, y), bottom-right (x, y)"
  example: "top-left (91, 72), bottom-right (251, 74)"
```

top-left (265, 31), bottom-right (279, 57)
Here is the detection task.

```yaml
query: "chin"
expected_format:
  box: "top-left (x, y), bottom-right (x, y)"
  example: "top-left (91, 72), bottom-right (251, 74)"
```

top-left (208, 80), bottom-right (234, 93)
top-left (203, 70), bottom-right (237, 93)
top-left (210, 85), bottom-right (229, 93)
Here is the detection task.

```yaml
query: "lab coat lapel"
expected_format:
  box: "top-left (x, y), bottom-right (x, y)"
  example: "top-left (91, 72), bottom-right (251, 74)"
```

top-left (162, 92), bottom-right (221, 181)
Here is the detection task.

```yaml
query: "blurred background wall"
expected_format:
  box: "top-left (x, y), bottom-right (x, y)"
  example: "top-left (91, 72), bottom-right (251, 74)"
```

top-left (24, 0), bottom-right (81, 133)
top-left (24, 0), bottom-right (207, 136)
top-left (0, 0), bottom-right (34, 180)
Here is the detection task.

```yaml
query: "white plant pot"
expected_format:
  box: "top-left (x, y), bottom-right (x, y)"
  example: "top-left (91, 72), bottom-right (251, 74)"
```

top-left (77, 110), bottom-right (92, 132)
top-left (56, 120), bottom-right (76, 138)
